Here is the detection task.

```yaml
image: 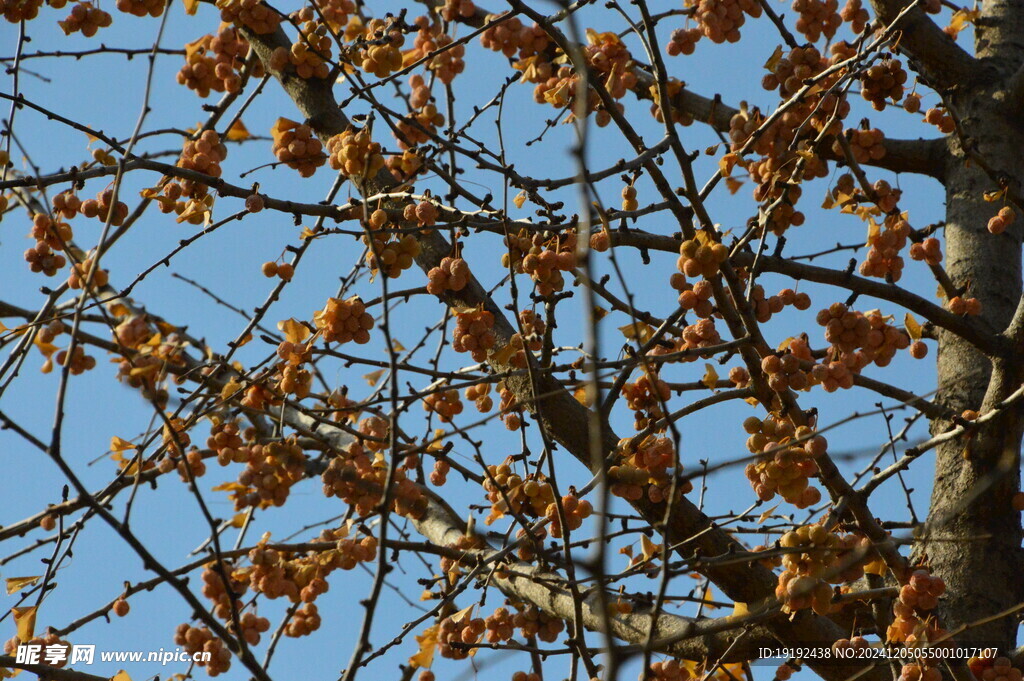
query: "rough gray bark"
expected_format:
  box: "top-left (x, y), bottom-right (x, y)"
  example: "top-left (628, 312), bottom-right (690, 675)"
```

top-left (919, 5), bottom-right (1024, 650)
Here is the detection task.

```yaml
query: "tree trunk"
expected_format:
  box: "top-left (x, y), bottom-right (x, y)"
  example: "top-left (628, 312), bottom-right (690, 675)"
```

top-left (925, 70), bottom-right (1024, 650)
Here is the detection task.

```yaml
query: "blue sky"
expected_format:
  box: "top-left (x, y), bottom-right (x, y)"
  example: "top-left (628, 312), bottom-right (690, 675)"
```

top-left (0, 1), bottom-right (959, 680)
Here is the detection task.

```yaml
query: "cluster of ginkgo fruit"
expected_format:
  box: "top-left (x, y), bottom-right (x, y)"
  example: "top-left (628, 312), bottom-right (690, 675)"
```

top-left (53, 345), bottom-right (97, 376)
top-left (403, 200), bottom-right (440, 231)
top-left (215, 0), bottom-right (281, 34)
top-left (923, 106), bottom-right (956, 133)
top-left (174, 130), bottom-right (228, 199)
top-left (695, 0), bottom-right (761, 43)
top-left (357, 415), bottom-right (389, 452)
top-left (116, 355), bottom-right (169, 405)
top-left (968, 656), bottom-right (1023, 681)
top-left (545, 493), bottom-right (594, 538)
top-left (757, 286), bottom-right (813, 323)
top-left (861, 58), bottom-right (908, 110)
top-left (762, 45), bottom-right (827, 98)
top-left (506, 308), bottom-right (546, 368)
top-left (621, 370), bottom-right (671, 431)
top-left (3, 633), bottom-right (71, 669)
top-left (269, 19), bottom-right (332, 81)
top-left (325, 387), bottom-right (360, 424)
top-left (397, 75), bottom-right (445, 148)
top-left (832, 635), bottom-right (872, 655)
top-left (863, 215), bottom-right (913, 281)
top-left (321, 440), bottom-right (428, 519)
top-left (987, 206), bottom-right (1016, 235)
top-left (58, 2), bottom-right (111, 37)
top-left (198, 562), bottom-right (248, 620)
top-left (908, 236), bottom-right (943, 268)
top-left (761, 350), bottom-right (812, 392)
top-left (497, 382), bottom-right (523, 430)
top-left (677, 236), bottom-right (730, 279)
top-left (244, 545), bottom-right (305, 602)
top-left (272, 119), bottom-right (326, 178)
top-left (354, 16), bottom-right (406, 77)
top-left (310, 0), bottom-right (353, 30)
top-left (151, 181), bottom-right (208, 224)
top-left (534, 63), bottom-right (622, 127)
top-left (438, 534), bottom-right (485, 584)
top-left (388, 148), bottom-right (425, 182)
top-left (116, 0), bottom-right (163, 18)
top-left (440, 0), bottom-right (475, 21)
top-left (479, 12), bottom-right (548, 58)
top-left (234, 438), bottom-right (307, 508)
top-left (648, 78), bottom-right (695, 126)
top-left (66, 253), bottom-right (109, 292)
top-left (464, 382), bottom-right (493, 412)
top-left (365, 232), bottom-right (421, 279)
top-left (775, 524), bottom-right (842, 614)
top-left (483, 460), bottom-right (556, 524)
top-left (239, 380), bottom-right (281, 412)
top-left (946, 295), bottom-right (983, 316)
top-left (327, 128), bottom-right (385, 179)
top-left (178, 26), bottom-right (260, 98)
top-left (331, 533), bottom-right (379, 571)
top-left (743, 416), bottom-right (826, 507)
top-left (427, 256), bottom-right (471, 295)
top-left (30, 212), bottom-right (73, 256)
top-left (840, 127), bottom-right (888, 164)
top-left (727, 105), bottom-right (777, 156)
top-left (286, 603), bottom-right (321, 638)
top-left (163, 446), bottom-right (206, 482)
top-left (452, 306), bottom-right (497, 362)
top-left (437, 610), bottom-right (487, 660)
top-left (423, 386), bottom-right (464, 423)
top-left (408, 17), bottom-right (465, 85)
top-left (816, 303), bottom-right (912, 367)
top-left (429, 458), bottom-right (450, 486)
top-left (583, 30), bottom-right (638, 99)
top-left (160, 416), bottom-right (192, 457)
top-left (792, 0), bottom-right (841, 43)
top-left (833, 532), bottom-right (877, 582)
top-left (501, 230), bottom-right (575, 296)
top-left (840, 0), bottom-right (869, 31)
top-left (313, 295), bottom-right (375, 345)
top-left (24, 240), bottom-right (67, 276)
top-left (900, 664), bottom-right (943, 681)
top-left (511, 602), bottom-right (564, 642)
top-left (808, 354), bottom-right (862, 392)
top-left (482, 606), bottom-right (515, 643)
top-left (229, 611), bottom-right (271, 646)
top-left (0, 0), bottom-right (43, 22)
top-left (173, 624), bottom-right (232, 676)
top-left (887, 568), bottom-right (947, 644)
top-left (609, 435), bottom-right (692, 504)
top-left (666, 27), bottom-right (701, 56)
top-left (644, 659), bottom-right (692, 681)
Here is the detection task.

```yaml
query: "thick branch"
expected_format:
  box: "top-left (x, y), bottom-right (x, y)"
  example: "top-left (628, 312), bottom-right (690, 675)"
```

top-left (867, 0), bottom-right (985, 89)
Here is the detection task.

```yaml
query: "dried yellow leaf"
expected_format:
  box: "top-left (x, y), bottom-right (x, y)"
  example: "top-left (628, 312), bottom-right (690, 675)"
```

top-left (363, 369), bottom-right (386, 386)
top-left (6, 577), bottom-right (41, 595)
top-left (904, 313), bottom-right (923, 341)
top-left (277, 318), bottom-right (310, 344)
top-left (226, 119), bottom-right (250, 141)
top-left (13, 606), bottom-right (37, 641)
top-left (110, 436), bottom-right (136, 452)
top-left (701, 363), bottom-right (719, 390)
top-left (409, 625), bottom-right (438, 668)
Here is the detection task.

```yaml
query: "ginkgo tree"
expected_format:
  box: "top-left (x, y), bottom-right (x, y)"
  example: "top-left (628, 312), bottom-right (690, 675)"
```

top-left (0, 0), bottom-right (1023, 680)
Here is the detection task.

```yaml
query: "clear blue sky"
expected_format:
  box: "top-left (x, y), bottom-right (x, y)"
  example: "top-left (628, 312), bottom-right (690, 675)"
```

top-left (1, 1), bottom-right (954, 680)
